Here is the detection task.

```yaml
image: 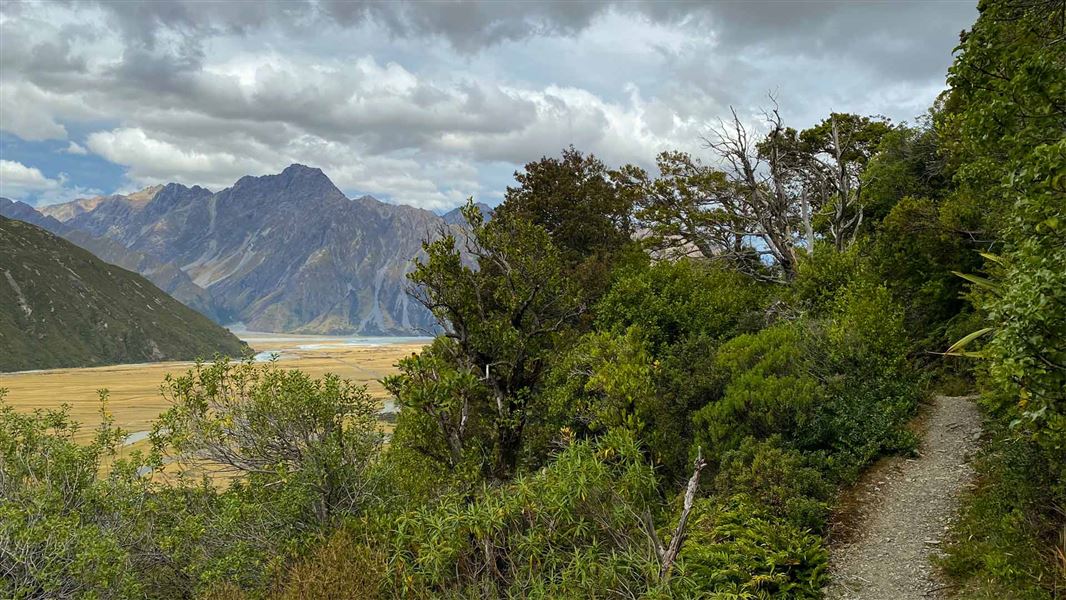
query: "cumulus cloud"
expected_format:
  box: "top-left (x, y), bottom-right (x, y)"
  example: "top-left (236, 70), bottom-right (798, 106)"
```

top-left (0, 160), bottom-right (60, 195)
top-left (0, 159), bottom-right (100, 205)
top-left (0, 0), bottom-right (977, 209)
top-left (64, 141), bottom-right (88, 155)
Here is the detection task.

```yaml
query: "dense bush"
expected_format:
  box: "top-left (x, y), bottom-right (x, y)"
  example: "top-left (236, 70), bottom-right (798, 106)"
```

top-left (0, 393), bottom-right (148, 598)
top-left (942, 422), bottom-right (1064, 599)
top-left (713, 437), bottom-right (833, 533)
top-left (381, 429), bottom-right (665, 599)
top-left (677, 496), bottom-right (829, 599)
top-left (691, 323), bottom-right (821, 459)
top-left (596, 260), bottom-right (768, 350)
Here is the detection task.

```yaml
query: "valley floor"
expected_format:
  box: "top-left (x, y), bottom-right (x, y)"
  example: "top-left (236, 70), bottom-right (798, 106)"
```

top-left (825, 395), bottom-right (982, 600)
top-left (0, 333), bottom-right (428, 448)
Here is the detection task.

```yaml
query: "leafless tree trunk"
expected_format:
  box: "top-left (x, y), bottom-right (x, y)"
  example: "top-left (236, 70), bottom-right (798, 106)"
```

top-left (642, 448), bottom-right (708, 582)
top-left (703, 100), bottom-right (802, 279)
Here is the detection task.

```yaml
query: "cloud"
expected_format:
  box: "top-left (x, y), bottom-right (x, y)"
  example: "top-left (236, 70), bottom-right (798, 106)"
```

top-left (64, 141), bottom-right (88, 155)
top-left (0, 159), bottom-right (60, 194)
top-left (0, 0), bottom-right (977, 210)
top-left (0, 159), bottom-right (100, 205)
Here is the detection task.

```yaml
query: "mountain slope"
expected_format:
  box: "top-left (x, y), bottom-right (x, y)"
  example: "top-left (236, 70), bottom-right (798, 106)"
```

top-left (0, 216), bottom-right (245, 372)
top-left (0, 198), bottom-right (222, 320)
top-left (57, 165), bottom-right (446, 334)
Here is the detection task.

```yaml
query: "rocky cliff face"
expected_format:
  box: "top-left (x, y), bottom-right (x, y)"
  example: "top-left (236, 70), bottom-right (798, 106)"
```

top-left (26, 165), bottom-right (450, 335)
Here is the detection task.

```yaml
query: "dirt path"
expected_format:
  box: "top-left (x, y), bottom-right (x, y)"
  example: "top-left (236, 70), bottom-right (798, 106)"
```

top-left (825, 395), bottom-right (982, 600)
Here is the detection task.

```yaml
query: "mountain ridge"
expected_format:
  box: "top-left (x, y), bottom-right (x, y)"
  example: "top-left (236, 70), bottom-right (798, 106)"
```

top-left (14, 165), bottom-right (468, 335)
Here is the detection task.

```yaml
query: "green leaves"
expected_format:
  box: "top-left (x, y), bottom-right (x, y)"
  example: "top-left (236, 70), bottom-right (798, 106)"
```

top-left (944, 327), bottom-right (995, 357)
top-left (404, 201), bottom-right (585, 479)
top-left (0, 394), bottom-right (149, 598)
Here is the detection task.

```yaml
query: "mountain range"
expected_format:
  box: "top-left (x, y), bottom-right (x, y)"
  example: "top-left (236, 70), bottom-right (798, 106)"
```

top-left (1, 165), bottom-right (491, 335)
top-left (0, 216), bottom-right (245, 372)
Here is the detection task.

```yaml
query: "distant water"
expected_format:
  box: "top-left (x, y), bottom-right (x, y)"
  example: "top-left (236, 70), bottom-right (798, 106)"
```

top-left (125, 430), bottom-right (151, 446)
top-left (233, 330), bottom-right (432, 362)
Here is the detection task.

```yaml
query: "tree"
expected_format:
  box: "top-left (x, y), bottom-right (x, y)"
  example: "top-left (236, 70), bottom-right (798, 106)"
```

top-left (154, 358), bottom-right (383, 525)
top-left (401, 202), bottom-right (584, 479)
top-left (702, 104), bottom-right (807, 278)
top-left (494, 147), bottom-right (640, 298)
top-left (636, 101), bottom-right (892, 280)
top-left (631, 151), bottom-right (764, 272)
top-left (799, 112), bottom-right (892, 249)
top-left (0, 392), bottom-right (148, 598)
top-left (943, 0), bottom-right (1065, 459)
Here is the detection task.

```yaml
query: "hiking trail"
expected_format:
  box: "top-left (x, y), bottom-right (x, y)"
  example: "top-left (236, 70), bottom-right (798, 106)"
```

top-left (825, 395), bottom-right (982, 600)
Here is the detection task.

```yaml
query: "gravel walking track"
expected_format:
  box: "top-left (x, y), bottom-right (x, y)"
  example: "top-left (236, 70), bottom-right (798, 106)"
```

top-left (824, 395), bottom-right (982, 600)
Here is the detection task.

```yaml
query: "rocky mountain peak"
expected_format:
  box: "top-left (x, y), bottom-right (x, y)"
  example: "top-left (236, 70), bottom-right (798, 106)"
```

top-left (227, 164), bottom-right (344, 204)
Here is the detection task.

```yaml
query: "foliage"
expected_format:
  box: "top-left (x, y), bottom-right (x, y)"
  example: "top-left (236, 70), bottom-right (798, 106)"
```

top-left (0, 391), bottom-right (148, 599)
top-left (809, 282), bottom-right (920, 474)
top-left (635, 110), bottom-right (891, 279)
top-left (942, 420), bottom-right (1065, 599)
top-left (797, 112), bottom-right (893, 250)
top-left (538, 326), bottom-right (695, 477)
top-left (860, 119), bottom-right (949, 225)
top-left (383, 337), bottom-right (492, 485)
top-left (936, 1), bottom-right (1066, 594)
top-left (692, 322), bottom-right (821, 459)
top-left (869, 195), bottom-right (979, 339)
top-left (10, 5), bottom-right (1062, 590)
top-left (713, 437), bottom-right (833, 533)
top-left (596, 259), bottom-right (768, 350)
top-left (693, 282), bottom-right (920, 478)
top-left (790, 242), bottom-right (866, 311)
top-left (155, 357), bottom-right (383, 524)
top-left (272, 528), bottom-right (387, 600)
top-left (493, 146), bottom-right (643, 302)
top-left (677, 496), bottom-right (829, 599)
top-left (979, 141), bottom-right (1066, 476)
top-left (405, 201), bottom-right (584, 479)
top-left (382, 429), bottom-right (665, 599)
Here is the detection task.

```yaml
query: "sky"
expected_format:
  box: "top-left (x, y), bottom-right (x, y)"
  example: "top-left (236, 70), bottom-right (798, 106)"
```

top-left (0, 0), bottom-right (978, 211)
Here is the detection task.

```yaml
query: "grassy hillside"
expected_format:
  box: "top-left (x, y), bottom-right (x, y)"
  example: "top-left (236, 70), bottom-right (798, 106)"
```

top-left (0, 216), bottom-right (245, 372)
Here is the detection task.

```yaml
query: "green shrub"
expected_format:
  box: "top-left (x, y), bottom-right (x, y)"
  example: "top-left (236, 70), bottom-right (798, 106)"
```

top-left (677, 496), bottom-right (829, 599)
top-left (714, 437), bottom-right (832, 533)
top-left (0, 393), bottom-right (148, 599)
top-left (692, 323), bottom-right (821, 458)
top-left (596, 259), bottom-right (768, 350)
top-left (791, 243), bottom-right (866, 312)
top-left (383, 429), bottom-right (662, 599)
top-left (539, 326), bottom-right (696, 478)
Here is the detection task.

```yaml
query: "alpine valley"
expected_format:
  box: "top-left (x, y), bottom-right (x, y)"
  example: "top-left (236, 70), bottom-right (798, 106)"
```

top-left (2, 164), bottom-right (488, 335)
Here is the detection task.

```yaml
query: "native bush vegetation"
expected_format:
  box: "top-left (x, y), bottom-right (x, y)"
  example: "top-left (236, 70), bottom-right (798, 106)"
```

top-left (1, 1), bottom-right (1061, 596)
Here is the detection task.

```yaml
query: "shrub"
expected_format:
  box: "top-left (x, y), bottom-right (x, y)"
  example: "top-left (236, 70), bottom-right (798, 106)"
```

top-left (273, 529), bottom-right (386, 599)
top-left (805, 283), bottom-right (921, 476)
top-left (0, 393), bottom-right (148, 599)
top-left (942, 422), bottom-right (1064, 599)
top-left (155, 357), bottom-right (384, 524)
top-left (692, 323), bottom-right (822, 458)
top-left (791, 243), bottom-right (866, 312)
top-left (539, 327), bottom-right (695, 478)
top-left (383, 429), bottom-right (662, 598)
top-left (596, 260), bottom-right (768, 350)
top-left (714, 437), bottom-right (832, 533)
top-left (677, 496), bottom-right (829, 599)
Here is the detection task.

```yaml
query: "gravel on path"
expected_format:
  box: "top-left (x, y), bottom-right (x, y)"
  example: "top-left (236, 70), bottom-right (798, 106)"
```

top-left (824, 395), bottom-right (982, 600)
